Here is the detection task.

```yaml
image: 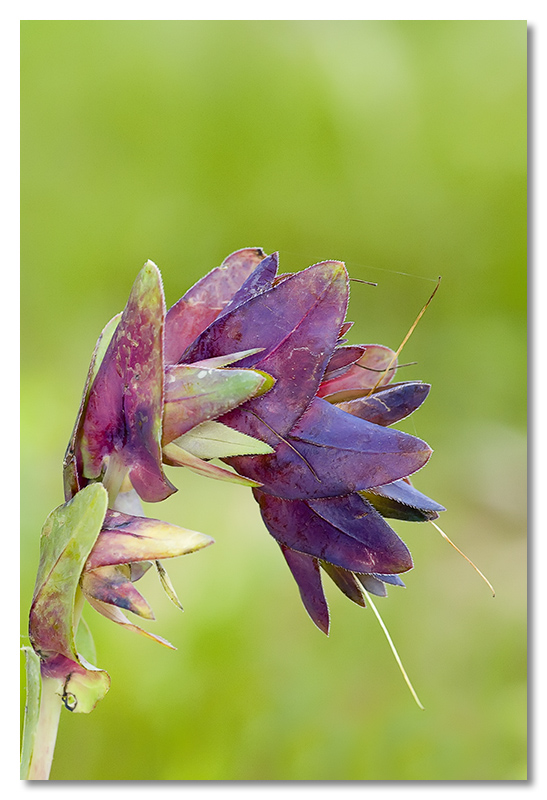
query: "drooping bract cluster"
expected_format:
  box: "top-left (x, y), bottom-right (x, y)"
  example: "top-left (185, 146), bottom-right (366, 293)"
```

top-left (172, 250), bottom-right (445, 633)
top-left (29, 247), bottom-right (443, 714)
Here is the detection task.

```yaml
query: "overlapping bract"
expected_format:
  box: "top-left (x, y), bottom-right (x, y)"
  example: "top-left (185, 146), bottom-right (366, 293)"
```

top-left (31, 246), bottom-right (444, 713)
top-left (31, 250), bottom-right (279, 711)
top-left (29, 484), bottom-right (214, 712)
top-left (167, 249), bottom-right (444, 633)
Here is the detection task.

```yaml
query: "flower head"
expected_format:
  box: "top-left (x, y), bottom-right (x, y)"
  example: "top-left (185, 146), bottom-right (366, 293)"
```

top-left (31, 247), bottom-right (444, 714)
top-left (161, 249), bottom-right (445, 634)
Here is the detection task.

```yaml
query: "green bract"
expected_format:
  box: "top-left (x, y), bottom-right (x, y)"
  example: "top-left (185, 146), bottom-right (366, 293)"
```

top-left (29, 483), bottom-right (111, 713)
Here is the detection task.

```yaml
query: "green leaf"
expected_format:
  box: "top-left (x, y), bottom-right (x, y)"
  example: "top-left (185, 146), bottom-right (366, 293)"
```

top-left (155, 560), bottom-right (184, 611)
top-left (162, 364), bottom-right (275, 445)
top-left (74, 615), bottom-right (98, 665)
top-left (163, 441), bottom-right (263, 487)
top-left (29, 483), bottom-right (111, 713)
top-left (63, 313), bottom-right (121, 500)
top-left (173, 420), bottom-right (274, 459)
top-left (191, 347), bottom-right (264, 368)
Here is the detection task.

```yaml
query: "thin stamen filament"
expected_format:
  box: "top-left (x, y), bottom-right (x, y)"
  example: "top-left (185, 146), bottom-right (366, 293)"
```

top-left (429, 520), bottom-right (495, 596)
top-left (362, 588), bottom-right (424, 710)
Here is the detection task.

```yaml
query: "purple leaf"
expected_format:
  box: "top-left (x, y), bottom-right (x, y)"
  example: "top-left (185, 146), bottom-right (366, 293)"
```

top-left (81, 564), bottom-right (155, 619)
top-left (164, 247), bottom-right (268, 364)
top-left (63, 313), bottom-right (121, 500)
top-left (306, 494), bottom-right (413, 573)
top-left (226, 398), bottom-right (432, 500)
top-left (320, 561), bottom-right (366, 607)
top-left (361, 478), bottom-right (445, 521)
top-left (336, 382), bottom-right (431, 426)
top-left (355, 573), bottom-right (388, 597)
top-left (318, 344), bottom-right (397, 402)
top-left (181, 262), bottom-right (349, 433)
top-left (80, 261), bottom-right (176, 503)
top-left (323, 345), bottom-right (367, 381)
top-left (338, 321), bottom-right (354, 339)
top-left (214, 252), bottom-right (279, 321)
top-left (372, 573), bottom-right (406, 587)
top-left (178, 259), bottom-right (349, 440)
top-left (254, 490), bottom-right (413, 574)
top-left (280, 545), bottom-right (330, 634)
top-left (210, 260), bottom-right (349, 436)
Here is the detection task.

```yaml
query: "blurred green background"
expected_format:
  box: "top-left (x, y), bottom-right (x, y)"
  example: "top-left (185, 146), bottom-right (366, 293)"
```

top-left (20, 20), bottom-right (526, 780)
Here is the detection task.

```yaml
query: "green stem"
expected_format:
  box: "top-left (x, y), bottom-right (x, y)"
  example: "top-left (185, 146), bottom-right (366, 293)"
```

top-left (21, 578), bottom-right (88, 779)
top-left (20, 647), bottom-right (41, 779)
top-left (25, 674), bottom-right (64, 780)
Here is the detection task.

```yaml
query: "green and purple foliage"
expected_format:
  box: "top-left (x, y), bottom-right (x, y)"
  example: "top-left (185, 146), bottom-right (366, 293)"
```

top-left (27, 247), bottom-right (444, 730)
top-left (174, 251), bottom-right (444, 634)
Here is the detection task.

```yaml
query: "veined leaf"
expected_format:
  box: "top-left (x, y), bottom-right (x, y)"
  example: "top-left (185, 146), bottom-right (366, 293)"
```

top-left (318, 344), bottom-right (397, 403)
top-left (81, 564), bottom-right (155, 620)
top-left (163, 441), bottom-right (263, 487)
top-left (63, 313), bottom-right (121, 500)
top-left (226, 398), bottom-right (432, 501)
top-left (183, 261), bottom-right (349, 435)
top-left (164, 247), bottom-right (269, 364)
top-left (85, 509), bottom-right (214, 570)
top-left (191, 348), bottom-right (264, 368)
top-left (360, 478), bottom-right (445, 521)
top-left (336, 381), bottom-right (431, 426)
top-left (28, 484), bottom-right (111, 714)
top-left (214, 252), bottom-right (279, 320)
top-left (173, 420), bottom-right (274, 459)
top-left (81, 260), bottom-right (176, 503)
top-left (162, 364), bottom-right (274, 445)
top-left (254, 490), bottom-right (413, 575)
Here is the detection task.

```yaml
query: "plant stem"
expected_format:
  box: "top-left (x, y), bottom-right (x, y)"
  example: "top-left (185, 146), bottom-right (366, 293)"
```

top-left (22, 580), bottom-right (88, 779)
top-left (20, 647), bottom-right (41, 779)
top-left (26, 675), bottom-right (64, 780)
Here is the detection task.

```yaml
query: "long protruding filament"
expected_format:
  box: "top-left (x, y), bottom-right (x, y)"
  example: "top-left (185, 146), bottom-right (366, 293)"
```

top-left (361, 587), bottom-right (425, 710)
top-left (429, 520), bottom-right (495, 597)
top-left (368, 277), bottom-right (442, 395)
top-left (349, 277), bottom-right (378, 287)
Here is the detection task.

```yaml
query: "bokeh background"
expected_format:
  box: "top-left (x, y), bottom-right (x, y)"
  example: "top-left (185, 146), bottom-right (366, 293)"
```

top-left (20, 20), bottom-right (527, 781)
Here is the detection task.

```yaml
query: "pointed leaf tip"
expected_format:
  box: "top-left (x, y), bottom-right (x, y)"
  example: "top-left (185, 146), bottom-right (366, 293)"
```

top-left (80, 261), bottom-right (175, 502)
top-left (174, 420), bottom-right (274, 459)
top-left (85, 509), bottom-right (215, 571)
top-left (162, 365), bottom-right (275, 444)
top-left (280, 545), bottom-right (330, 635)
